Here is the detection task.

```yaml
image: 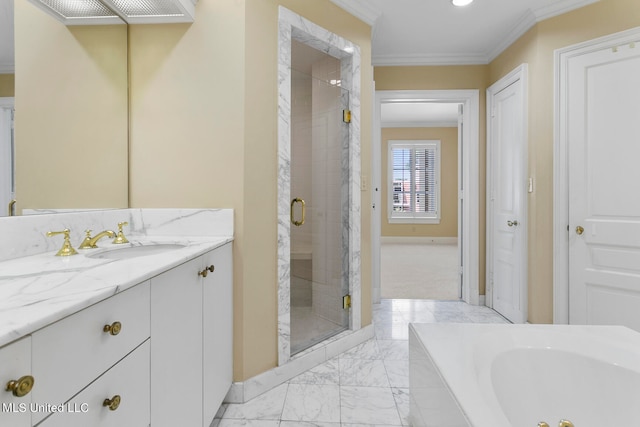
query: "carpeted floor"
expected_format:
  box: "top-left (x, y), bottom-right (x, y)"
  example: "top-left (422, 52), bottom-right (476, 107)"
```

top-left (381, 242), bottom-right (460, 300)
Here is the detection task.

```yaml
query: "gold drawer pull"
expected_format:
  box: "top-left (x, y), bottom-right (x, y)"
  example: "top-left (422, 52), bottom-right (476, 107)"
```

top-left (103, 395), bottom-right (121, 411)
top-left (103, 321), bottom-right (122, 336)
top-left (198, 265), bottom-right (215, 278)
top-left (6, 375), bottom-right (35, 397)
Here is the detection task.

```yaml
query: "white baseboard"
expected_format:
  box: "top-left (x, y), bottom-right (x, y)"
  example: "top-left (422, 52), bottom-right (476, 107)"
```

top-left (381, 236), bottom-right (457, 245)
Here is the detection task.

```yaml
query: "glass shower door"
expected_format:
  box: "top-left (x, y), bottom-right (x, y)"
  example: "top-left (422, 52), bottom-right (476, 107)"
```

top-left (290, 67), bottom-right (350, 355)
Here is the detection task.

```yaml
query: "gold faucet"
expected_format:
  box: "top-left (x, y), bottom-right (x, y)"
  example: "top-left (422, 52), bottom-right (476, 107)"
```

top-left (78, 229), bottom-right (116, 249)
top-left (112, 221), bottom-right (130, 244)
top-left (47, 229), bottom-right (78, 256)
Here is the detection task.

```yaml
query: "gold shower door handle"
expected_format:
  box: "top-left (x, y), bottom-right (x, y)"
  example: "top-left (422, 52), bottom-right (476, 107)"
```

top-left (290, 198), bottom-right (306, 226)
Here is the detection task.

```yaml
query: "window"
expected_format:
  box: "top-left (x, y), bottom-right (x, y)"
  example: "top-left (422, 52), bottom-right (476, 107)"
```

top-left (388, 140), bottom-right (441, 223)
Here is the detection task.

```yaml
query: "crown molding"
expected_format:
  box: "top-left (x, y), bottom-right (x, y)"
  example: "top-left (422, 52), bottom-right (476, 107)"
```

top-left (329, 0), bottom-right (381, 26)
top-left (373, 52), bottom-right (489, 66)
top-left (485, 9), bottom-right (537, 63)
top-left (532, 0), bottom-right (599, 21)
top-left (486, 0), bottom-right (599, 63)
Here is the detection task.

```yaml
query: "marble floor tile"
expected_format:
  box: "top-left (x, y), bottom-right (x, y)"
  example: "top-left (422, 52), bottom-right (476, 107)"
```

top-left (383, 359), bottom-right (410, 388)
top-left (339, 339), bottom-right (380, 360)
top-left (216, 299), bottom-right (510, 427)
top-left (222, 383), bottom-right (288, 420)
top-left (376, 340), bottom-right (409, 361)
top-left (339, 358), bottom-right (390, 387)
top-left (391, 388), bottom-right (411, 426)
top-left (340, 386), bottom-right (402, 426)
top-left (289, 357), bottom-right (340, 385)
top-left (280, 422), bottom-right (341, 427)
top-left (281, 383), bottom-right (341, 423)
top-left (216, 419), bottom-right (280, 427)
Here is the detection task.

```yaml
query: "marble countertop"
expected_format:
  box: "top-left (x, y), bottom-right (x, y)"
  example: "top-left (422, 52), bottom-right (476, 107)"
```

top-left (0, 235), bottom-right (232, 348)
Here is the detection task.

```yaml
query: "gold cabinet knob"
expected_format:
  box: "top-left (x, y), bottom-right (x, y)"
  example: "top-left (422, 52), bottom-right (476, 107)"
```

top-left (103, 321), bottom-right (122, 336)
top-left (559, 421), bottom-right (574, 427)
top-left (103, 395), bottom-right (121, 411)
top-left (198, 265), bottom-right (215, 278)
top-left (537, 423), bottom-right (549, 427)
top-left (6, 375), bottom-right (35, 397)
top-left (575, 225), bottom-right (584, 235)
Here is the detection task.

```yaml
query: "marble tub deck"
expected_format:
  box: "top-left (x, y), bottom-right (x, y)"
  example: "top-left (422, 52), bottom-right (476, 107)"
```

top-left (213, 299), bottom-right (509, 426)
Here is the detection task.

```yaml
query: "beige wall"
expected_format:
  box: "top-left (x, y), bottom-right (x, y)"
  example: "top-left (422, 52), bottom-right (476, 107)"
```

top-left (381, 127), bottom-right (458, 238)
top-left (374, 66), bottom-right (488, 295)
top-left (14, 1), bottom-right (128, 212)
top-left (129, 0), bottom-right (372, 381)
top-left (0, 74), bottom-right (14, 97)
top-left (489, 0), bottom-right (640, 324)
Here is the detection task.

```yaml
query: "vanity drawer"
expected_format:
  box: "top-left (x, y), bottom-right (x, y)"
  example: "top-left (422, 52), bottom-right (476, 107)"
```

top-left (37, 340), bottom-right (150, 427)
top-left (31, 281), bottom-right (150, 424)
top-left (0, 337), bottom-right (32, 427)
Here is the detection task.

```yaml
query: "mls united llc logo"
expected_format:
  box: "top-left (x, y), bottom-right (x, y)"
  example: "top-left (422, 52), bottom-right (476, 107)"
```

top-left (2, 402), bottom-right (89, 414)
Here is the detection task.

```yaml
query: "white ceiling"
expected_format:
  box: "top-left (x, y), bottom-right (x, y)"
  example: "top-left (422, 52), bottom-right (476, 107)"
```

top-left (1, 0), bottom-right (600, 127)
top-left (381, 102), bottom-right (461, 127)
top-left (331, 0), bottom-right (598, 65)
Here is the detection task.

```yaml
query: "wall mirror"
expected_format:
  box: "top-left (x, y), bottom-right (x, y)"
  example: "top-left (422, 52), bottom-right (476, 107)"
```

top-left (0, 0), bottom-right (129, 217)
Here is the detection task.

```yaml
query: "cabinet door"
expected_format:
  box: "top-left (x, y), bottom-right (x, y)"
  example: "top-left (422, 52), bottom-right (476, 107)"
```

top-left (203, 243), bottom-right (233, 426)
top-left (0, 337), bottom-right (31, 427)
top-left (38, 340), bottom-right (150, 427)
top-left (150, 256), bottom-right (203, 427)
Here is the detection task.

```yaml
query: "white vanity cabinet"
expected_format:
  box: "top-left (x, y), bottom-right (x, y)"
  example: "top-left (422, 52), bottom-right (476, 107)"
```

top-left (151, 242), bottom-right (233, 427)
top-left (37, 340), bottom-right (150, 427)
top-left (203, 243), bottom-right (233, 424)
top-left (0, 337), bottom-right (33, 427)
top-left (31, 282), bottom-right (151, 424)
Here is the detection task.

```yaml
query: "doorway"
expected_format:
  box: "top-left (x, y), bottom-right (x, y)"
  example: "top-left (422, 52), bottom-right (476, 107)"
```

top-left (277, 7), bottom-right (361, 366)
top-left (373, 90), bottom-right (480, 305)
top-left (378, 103), bottom-right (462, 300)
top-left (289, 41), bottom-right (351, 354)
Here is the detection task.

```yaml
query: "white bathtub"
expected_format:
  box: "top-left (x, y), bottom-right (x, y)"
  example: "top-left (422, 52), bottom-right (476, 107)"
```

top-left (409, 323), bottom-right (640, 427)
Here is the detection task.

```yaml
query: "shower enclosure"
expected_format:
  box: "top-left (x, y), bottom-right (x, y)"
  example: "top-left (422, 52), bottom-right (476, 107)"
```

top-left (290, 41), bottom-right (350, 354)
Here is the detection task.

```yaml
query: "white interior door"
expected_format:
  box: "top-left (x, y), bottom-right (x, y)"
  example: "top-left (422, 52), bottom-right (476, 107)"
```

top-left (488, 66), bottom-right (527, 323)
top-left (457, 105), bottom-right (464, 299)
top-left (568, 43), bottom-right (640, 331)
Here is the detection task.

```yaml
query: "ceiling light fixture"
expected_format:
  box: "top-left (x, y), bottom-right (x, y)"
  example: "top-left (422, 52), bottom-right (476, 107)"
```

top-left (451, 0), bottom-right (474, 6)
top-left (27, 0), bottom-right (198, 25)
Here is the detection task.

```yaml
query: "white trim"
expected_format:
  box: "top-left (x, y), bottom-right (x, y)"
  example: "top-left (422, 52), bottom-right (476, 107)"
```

top-left (328, 0), bottom-right (381, 26)
top-left (381, 120), bottom-right (458, 128)
top-left (553, 26), bottom-right (640, 324)
top-left (381, 236), bottom-right (457, 245)
top-left (486, 64), bottom-right (529, 322)
top-left (374, 90), bottom-right (480, 305)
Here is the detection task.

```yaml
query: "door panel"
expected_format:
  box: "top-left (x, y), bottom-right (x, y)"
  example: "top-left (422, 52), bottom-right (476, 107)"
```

top-left (488, 70), bottom-right (527, 323)
top-left (568, 45), bottom-right (640, 330)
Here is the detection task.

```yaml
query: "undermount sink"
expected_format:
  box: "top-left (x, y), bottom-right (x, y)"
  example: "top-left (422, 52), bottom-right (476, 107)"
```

top-left (86, 244), bottom-right (186, 260)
